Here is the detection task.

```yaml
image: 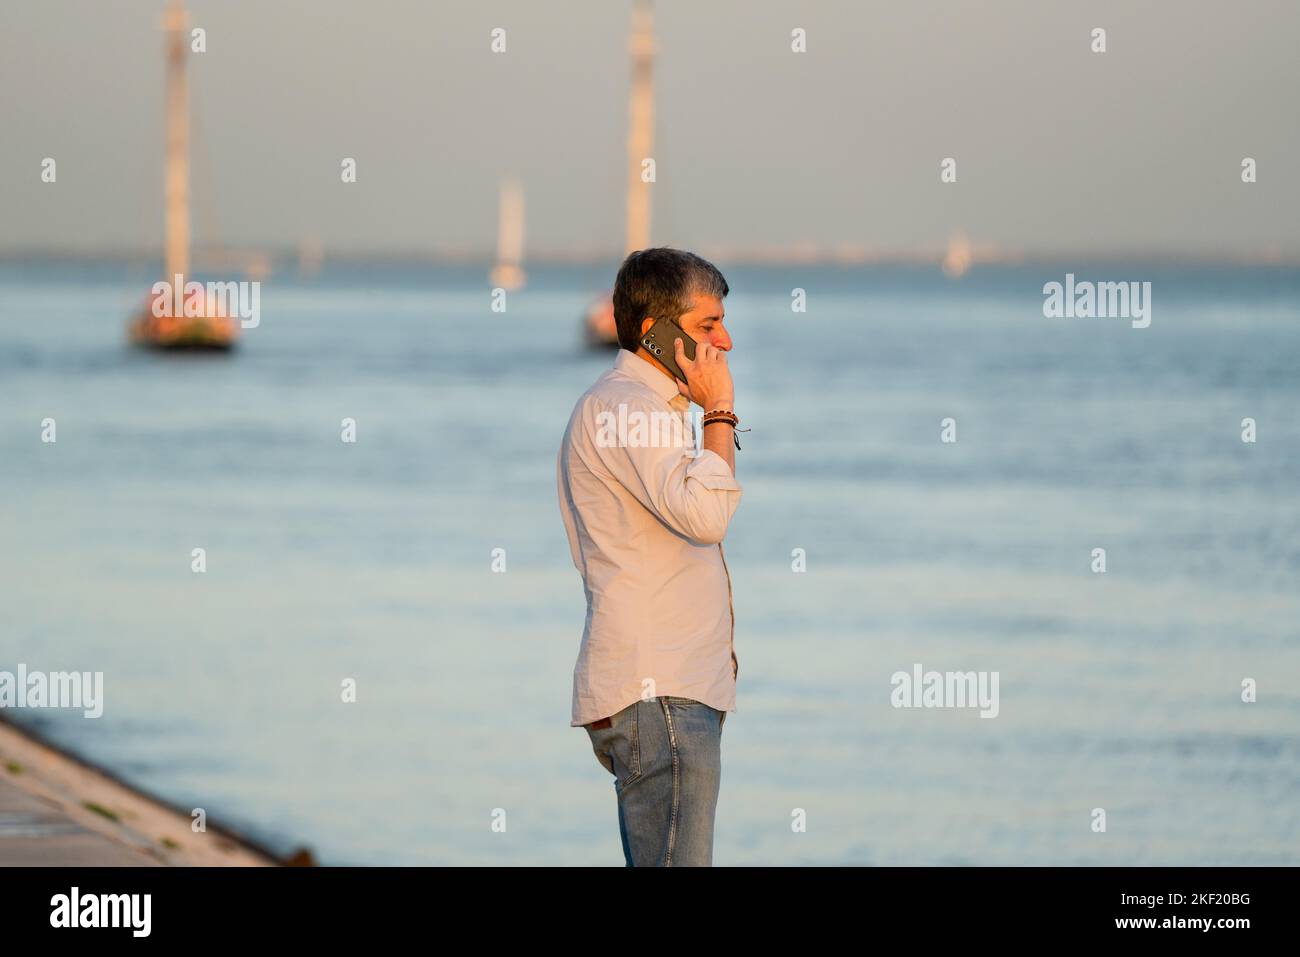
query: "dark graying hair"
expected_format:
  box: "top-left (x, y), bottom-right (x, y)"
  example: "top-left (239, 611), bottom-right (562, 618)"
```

top-left (612, 247), bottom-right (729, 352)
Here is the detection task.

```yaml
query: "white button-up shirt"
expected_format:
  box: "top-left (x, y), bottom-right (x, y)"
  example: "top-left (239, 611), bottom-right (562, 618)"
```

top-left (558, 348), bottom-right (743, 727)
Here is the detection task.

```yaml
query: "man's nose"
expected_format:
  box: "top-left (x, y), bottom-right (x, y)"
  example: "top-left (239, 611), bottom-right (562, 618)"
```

top-left (712, 327), bottom-right (732, 350)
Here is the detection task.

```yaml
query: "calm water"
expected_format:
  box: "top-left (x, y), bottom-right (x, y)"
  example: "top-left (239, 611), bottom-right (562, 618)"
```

top-left (2, 261), bottom-right (1298, 865)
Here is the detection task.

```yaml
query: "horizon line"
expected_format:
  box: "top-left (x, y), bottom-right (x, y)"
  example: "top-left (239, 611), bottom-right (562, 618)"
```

top-left (2, 243), bottom-right (1299, 269)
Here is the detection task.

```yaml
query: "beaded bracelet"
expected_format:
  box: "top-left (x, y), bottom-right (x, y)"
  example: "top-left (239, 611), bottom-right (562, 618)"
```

top-left (701, 410), bottom-right (749, 450)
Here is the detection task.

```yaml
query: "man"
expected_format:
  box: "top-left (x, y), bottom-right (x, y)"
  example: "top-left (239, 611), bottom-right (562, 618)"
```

top-left (557, 247), bottom-right (743, 866)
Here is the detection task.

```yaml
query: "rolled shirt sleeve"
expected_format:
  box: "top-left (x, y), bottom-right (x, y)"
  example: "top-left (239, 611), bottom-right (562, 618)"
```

top-left (581, 395), bottom-right (742, 546)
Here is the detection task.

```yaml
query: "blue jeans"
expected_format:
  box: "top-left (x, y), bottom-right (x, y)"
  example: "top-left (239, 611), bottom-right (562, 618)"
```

top-left (586, 696), bottom-right (726, 866)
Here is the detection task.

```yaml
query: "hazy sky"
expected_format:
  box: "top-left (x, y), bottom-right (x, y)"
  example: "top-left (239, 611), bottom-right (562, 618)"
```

top-left (2, 0), bottom-right (1298, 258)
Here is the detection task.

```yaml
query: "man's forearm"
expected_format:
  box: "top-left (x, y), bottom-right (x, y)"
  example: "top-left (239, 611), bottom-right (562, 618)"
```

top-left (701, 419), bottom-right (735, 475)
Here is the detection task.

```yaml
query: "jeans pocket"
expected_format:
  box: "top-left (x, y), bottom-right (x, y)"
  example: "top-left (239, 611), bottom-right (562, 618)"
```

top-left (661, 695), bottom-right (701, 706)
top-left (588, 702), bottom-right (641, 786)
top-left (661, 696), bottom-right (722, 723)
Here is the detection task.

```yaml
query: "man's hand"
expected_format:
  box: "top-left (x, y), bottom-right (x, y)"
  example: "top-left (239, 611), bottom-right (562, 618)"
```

top-left (675, 336), bottom-right (737, 475)
top-left (674, 337), bottom-right (734, 410)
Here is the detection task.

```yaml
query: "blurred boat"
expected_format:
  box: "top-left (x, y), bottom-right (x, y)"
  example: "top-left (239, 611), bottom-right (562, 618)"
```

top-left (942, 232), bottom-right (972, 279)
top-left (582, 294), bottom-right (619, 349)
top-left (582, 0), bottom-right (656, 350)
top-left (129, 0), bottom-right (237, 351)
top-left (129, 285), bottom-right (237, 350)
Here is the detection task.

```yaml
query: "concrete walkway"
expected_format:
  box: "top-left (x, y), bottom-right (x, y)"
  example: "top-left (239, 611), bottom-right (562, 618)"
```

top-left (0, 717), bottom-right (278, 866)
top-left (0, 774), bottom-right (162, 866)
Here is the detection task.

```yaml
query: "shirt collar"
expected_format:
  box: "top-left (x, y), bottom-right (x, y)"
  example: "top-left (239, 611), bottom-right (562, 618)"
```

top-left (614, 348), bottom-right (686, 409)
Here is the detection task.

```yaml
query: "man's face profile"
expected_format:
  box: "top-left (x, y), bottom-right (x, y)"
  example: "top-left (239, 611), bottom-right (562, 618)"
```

top-left (638, 294), bottom-right (731, 354)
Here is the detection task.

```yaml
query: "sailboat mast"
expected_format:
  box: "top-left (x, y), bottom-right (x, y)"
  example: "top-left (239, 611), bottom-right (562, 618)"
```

top-left (489, 176), bottom-right (526, 290)
top-left (497, 178), bottom-right (524, 272)
top-left (163, 0), bottom-right (190, 285)
top-left (624, 0), bottom-right (655, 255)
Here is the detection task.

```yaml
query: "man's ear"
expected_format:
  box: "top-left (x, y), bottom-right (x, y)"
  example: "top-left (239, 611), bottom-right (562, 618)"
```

top-left (639, 316), bottom-right (655, 337)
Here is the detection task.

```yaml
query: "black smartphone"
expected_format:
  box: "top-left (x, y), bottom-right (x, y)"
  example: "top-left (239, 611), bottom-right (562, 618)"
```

top-left (639, 316), bottom-right (696, 383)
